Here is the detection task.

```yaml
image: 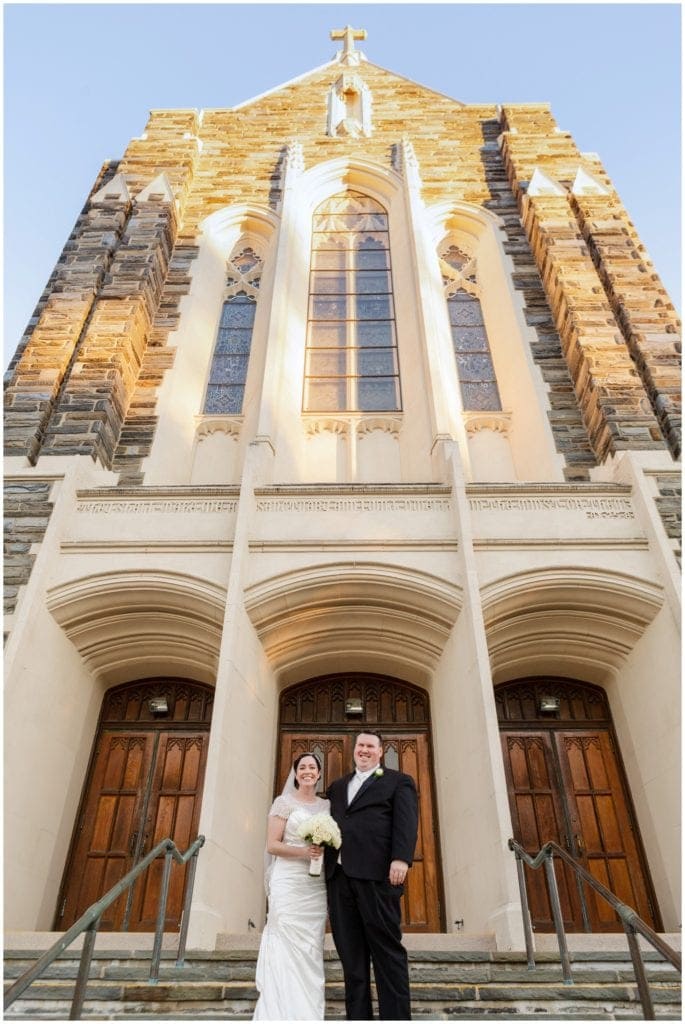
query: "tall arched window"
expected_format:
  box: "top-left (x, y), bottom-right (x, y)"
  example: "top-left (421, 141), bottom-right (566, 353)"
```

top-left (203, 246), bottom-right (262, 415)
top-left (441, 244), bottom-right (501, 411)
top-left (303, 192), bottom-right (401, 413)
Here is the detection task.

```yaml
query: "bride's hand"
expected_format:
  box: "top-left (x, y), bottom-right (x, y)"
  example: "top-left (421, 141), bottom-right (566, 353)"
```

top-left (307, 844), bottom-right (323, 859)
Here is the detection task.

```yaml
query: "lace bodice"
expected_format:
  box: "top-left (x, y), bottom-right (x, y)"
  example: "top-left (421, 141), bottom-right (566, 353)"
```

top-left (269, 793), bottom-right (330, 847)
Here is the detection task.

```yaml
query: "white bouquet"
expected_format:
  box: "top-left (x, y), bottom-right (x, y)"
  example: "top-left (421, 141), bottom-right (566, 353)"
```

top-left (297, 813), bottom-right (342, 876)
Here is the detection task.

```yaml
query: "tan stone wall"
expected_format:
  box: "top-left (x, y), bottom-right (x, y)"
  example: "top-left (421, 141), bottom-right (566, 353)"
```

top-left (500, 103), bottom-right (680, 460)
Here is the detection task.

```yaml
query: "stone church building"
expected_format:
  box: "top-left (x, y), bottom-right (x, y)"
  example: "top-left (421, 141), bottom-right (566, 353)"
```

top-left (4, 28), bottom-right (680, 950)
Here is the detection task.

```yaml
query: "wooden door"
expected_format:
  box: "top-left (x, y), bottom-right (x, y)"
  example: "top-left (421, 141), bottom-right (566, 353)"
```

top-left (59, 731), bottom-right (156, 930)
top-left (127, 731), bottom-right (209, 930)
top-left (278, 674), bottom-right (444, 932)
top-left (497, 678), bottom-right (660, 933)
top-left (500, 731), bottom-right (585, 931)
top-left (555, 730), bottom-right (656, 930)
top-left (58, 679), bottom-right (212, 931)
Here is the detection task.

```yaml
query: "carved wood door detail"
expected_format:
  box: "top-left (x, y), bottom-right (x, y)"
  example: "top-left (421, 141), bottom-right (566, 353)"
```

top-left (58, 679), bottom-right (212, 932)
top-left (277, 674), bottom-right (443, 932)
top-left (497, 679), bottom-right (659, 933)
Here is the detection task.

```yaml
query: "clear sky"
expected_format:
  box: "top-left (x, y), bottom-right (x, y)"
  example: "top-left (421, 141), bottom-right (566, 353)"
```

top-left (4, 2), bottom-right (681, 370)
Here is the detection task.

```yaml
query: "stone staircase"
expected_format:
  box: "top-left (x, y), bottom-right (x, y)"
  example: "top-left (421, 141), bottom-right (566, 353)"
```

top-left (4, 937), bottom-right (681, 1020)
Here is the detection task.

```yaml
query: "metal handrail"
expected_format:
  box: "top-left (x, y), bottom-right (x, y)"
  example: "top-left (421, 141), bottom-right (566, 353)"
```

top-left (509, 838), bottom-right (681, 1021)
top-left (4, 834), bottom-right (205, 1020)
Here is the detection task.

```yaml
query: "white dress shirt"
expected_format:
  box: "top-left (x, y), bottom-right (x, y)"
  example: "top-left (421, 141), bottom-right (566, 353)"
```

top-left (347, 765), bottom-right (378, 804)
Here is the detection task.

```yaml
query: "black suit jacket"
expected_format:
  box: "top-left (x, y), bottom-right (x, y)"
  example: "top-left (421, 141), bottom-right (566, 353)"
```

top-left (325, 768), bottom-right (418, 881)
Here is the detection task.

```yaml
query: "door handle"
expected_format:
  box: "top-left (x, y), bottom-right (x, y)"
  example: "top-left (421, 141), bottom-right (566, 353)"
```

top-left (574, 833), bottom-right (585, 856)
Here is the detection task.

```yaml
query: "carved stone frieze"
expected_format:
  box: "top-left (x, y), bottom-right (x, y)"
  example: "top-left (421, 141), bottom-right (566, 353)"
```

top-left (304, 418), bottom-right (350, 437)
top-left (356, 417), bottom-right (402, 438)
top-left (463, 411), bottom-right (512, 435)
top-left (195, 417), bottom-right (242, 440)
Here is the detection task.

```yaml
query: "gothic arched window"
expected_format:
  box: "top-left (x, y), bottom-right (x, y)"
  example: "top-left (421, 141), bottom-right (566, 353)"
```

top-left (303, 192), bottom-right (401, 413)
top-left (203, 246), bottom-right (262, 415)
top-left (441, 244), bottom-right (501, 412)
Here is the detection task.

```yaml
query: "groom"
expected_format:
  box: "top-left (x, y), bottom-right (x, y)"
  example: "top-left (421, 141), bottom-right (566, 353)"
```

top-left (325, 731), bottom-right (419, 1020)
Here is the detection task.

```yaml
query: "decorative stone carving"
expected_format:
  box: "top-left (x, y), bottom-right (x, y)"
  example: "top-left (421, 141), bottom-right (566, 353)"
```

top-left (283, 138), bottom-right (304, 175)
top-left (304, 418), bottom-right (350, 437)
top-left (281, 139), bottom-right (305, 192)
top-left (398, 136), bottom-right (422, 190)
top-left (440, 243), bottom-right (479, 298)
top-left (327, 74), bottom-right (372, 138)
top-left (195, 417), bottom-right (242, 440)
top-left (356, 417), bottom-right (402, 438)
top-left (223, 246), bottom-right (263, 301)
top-left (463, 411), bottom-right (512, 435)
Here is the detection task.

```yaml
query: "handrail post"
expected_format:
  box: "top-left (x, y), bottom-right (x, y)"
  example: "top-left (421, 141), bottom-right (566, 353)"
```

top-left (624, 921), bottom-right (655, 1020)
top-left (543, 850), bottom-right (573, 985)
top-left (149, 846), bottom-right (174, 983)
top-left (176, 847), bottom-right (200, 968)
top-left (512, 848), bottom-right (536, 970)
top-left (69, 918), bottom-right (99, 1020)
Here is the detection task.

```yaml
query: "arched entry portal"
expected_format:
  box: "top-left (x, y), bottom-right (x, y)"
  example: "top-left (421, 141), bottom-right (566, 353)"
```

top-left (56, 679), bottom-right (213, 931)
top-left (496, 677), bottom-right (660, 933)
top-left (277, 673), bottom-right (444, 932)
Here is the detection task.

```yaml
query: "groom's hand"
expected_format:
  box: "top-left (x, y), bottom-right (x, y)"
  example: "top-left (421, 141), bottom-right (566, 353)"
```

top-left (389, 860), bottom-right (408, 886)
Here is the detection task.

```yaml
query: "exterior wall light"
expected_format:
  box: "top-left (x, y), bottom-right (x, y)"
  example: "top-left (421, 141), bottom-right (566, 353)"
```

top-left (148, 697), bottom-right (169, 715)
top-left (345, 698), bottom-right (364, 715)
top-left (539, 695), bottom-right (561, 713)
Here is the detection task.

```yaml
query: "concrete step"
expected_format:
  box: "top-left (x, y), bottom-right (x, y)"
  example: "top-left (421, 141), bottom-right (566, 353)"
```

top-left (4, 947), bottom-right (681, 1020)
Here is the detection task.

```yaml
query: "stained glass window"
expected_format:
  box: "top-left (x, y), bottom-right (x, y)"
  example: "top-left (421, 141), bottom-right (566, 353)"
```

top-left (442, 246), bottom-right (501, 412)
top-left (203, 247), bottom-right (262, 415)
top-left (304, 192), bottom-right (401, 412)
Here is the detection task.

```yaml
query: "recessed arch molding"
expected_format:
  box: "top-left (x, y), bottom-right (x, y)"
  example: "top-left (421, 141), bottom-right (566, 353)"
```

top-left (481, 566), bottom-right (664, 685)
top-left (244, 561), bottom-right (462, 685)
top-left (46, 570), bottom-right (226, 685)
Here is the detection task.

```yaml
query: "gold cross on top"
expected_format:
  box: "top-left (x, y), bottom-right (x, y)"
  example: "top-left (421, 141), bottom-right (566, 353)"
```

top-left (330, 24), bottom-right (367, 58)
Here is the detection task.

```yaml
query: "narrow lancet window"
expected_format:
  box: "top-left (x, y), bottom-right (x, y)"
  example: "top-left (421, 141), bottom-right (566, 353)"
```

top-left (304, 192), bottom-right (401, 412)
top-left (441, 245), bottom-right (501, 411)
top-left (204, 246), bottom-right (262, 415)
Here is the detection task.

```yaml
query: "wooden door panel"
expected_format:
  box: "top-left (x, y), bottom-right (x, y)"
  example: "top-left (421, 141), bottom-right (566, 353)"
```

top-left (61, 733), bottom-right (155, 929)
top-left (128, 732), bottom-right (209, 931)
top-left (500, 732), bottom-right (583, 932)
top-left (555, 731), bottom-right (656, 930)
top-left (392, 734), bottom-right (440, 931)
top-left (279, 733), bottom-right (350, 795)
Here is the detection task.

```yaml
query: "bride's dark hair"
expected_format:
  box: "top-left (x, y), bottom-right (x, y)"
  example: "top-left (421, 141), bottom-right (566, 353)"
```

top-left (292, 751), bottom-right (322, 788)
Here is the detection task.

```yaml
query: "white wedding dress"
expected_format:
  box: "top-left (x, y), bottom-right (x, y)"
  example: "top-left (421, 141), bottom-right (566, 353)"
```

top-left (253, 793), bottom-right (330, 1021)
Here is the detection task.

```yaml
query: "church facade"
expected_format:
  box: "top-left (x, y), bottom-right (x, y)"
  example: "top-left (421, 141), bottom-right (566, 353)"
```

top-left (4, 30), bottom-right (680, 949)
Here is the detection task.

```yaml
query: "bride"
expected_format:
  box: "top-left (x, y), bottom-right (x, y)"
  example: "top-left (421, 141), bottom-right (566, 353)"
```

top-left (253, 752), bottom-right (330, 1020)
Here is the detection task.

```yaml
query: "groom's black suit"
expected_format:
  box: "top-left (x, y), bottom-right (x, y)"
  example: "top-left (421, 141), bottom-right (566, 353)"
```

top-left (326, 767), bottom-right (418, 1020)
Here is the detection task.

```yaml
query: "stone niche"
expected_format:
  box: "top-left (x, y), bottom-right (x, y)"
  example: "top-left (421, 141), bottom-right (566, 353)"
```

top-left (191, 419), bottom-right (242, 485)
top-left (327, 73), bottom-right (372, 138)
top-left (463, 412), bottom-right (515, 482)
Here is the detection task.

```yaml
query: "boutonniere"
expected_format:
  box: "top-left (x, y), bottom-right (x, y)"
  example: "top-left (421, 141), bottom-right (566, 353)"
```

top-left (374, 767), bottom-right (384, 777)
